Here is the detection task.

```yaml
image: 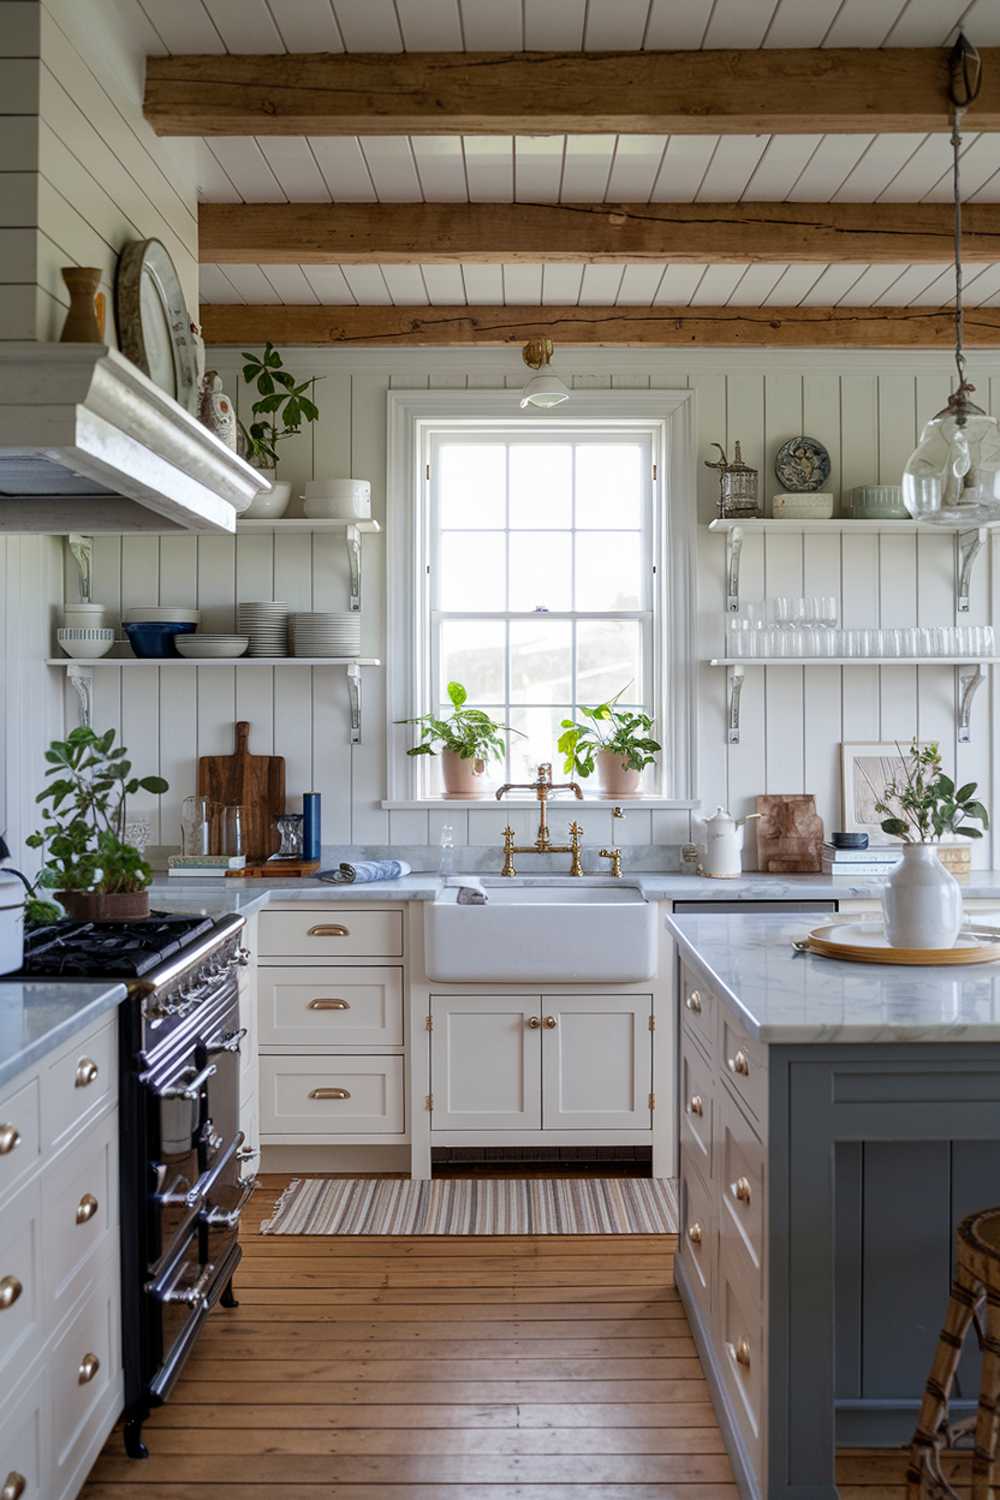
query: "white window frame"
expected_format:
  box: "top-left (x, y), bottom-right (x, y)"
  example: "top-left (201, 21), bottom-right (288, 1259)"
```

top-left (385, 389), bottom-right (698, 808)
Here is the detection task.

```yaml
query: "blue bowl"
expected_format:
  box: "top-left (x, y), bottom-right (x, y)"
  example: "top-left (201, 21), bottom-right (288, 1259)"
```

top-left (124, 621), bottom-right (197, 659)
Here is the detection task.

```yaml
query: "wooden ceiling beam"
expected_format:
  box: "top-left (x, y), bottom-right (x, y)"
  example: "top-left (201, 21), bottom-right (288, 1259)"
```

top-left (146, 47), bottom-right (1000, 137)
top-left (199, 304), bottom-right (1000, 349)
top-left (199, 201), bottom-right (1000, 266)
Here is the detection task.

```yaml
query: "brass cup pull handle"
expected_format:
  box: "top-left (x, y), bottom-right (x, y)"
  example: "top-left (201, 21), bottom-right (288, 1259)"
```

top-left (308, 924), bottom-right (349, 938)
top-left (687, 1221), bottom-right (703, 1246)
top-left (308, 998), bottom-right (351, 1011)
top-left (0, 1275), bottom-right (22, 1311)
top-left (0, 1123), bottom-right (20, 1156)
top-left (526, 1016), bottom-right (542, 1030)
top-left (75, 1057), bottom-right (99, 1088)
top-left (686, 991), bottom-right (702, 1014)
top-left (727, 1049), bottom-right (750, 1077)
top-left (734, 1176), bottom-right (752, 1205)
top-left (78, 1352), bottom-right (100, 1385)
top-left (688, 1094), bottom-right (704, 1117)
top-left (543, 1016), bottom-right (558, 1029)
top-left (731, 1337), bottom-right (751, 1370)
top-left (2, 1473), bottom-right (27, 1500)
top-left (309, 1087), bottom-right (351, 1101)
top-left (76, 1193), bottom-right (99, 1226)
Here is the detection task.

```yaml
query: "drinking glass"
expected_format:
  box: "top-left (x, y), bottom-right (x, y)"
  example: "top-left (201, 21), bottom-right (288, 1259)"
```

top-left (223, 805), bottom-right (245, 857)
top-left (181, 795), bottom-right (213, 856)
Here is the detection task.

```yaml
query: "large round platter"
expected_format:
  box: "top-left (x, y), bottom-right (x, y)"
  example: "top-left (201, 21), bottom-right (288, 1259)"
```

top-left (774, 435), bottom-right (831, 492)
top-left (802, 919), bottom-right (1000, 966)
top-left (116, 239), bottom-right (200, 413)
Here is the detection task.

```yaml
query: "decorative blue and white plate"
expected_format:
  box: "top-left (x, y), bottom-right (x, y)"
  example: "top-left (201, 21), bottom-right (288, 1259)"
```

top-left (774, 435), bottom-right (831, 492)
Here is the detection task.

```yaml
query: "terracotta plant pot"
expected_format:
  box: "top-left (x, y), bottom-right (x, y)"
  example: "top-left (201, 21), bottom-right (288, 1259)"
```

top-left (441, 749), bottom-right (489, 799)
top-left (57, 889), bottom-right (151, 923)
top-left (596, 749), bottom-right (643, 799)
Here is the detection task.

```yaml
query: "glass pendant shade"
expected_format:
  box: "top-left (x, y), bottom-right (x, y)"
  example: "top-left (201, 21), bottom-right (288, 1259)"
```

top-left (902, 397), bottom-right (1000, 527)
top-left (519, 371), bottom-right (570, 409)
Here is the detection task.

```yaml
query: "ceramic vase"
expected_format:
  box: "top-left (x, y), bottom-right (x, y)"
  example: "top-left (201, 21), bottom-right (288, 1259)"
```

top-left (60, 266), bottom-right (105, 342)
top-left (441, 750), bottom-right (488, 798)
top-left (880, 843), bottom-right (962, 950)
top-left (596, 750), bottom-right (642, 798)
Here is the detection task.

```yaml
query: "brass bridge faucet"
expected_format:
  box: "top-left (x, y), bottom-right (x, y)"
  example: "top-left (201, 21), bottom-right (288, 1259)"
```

top-left (495, 762), bottom-right (585, 877)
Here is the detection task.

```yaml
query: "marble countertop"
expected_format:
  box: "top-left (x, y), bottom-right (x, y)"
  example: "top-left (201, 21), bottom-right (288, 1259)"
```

top-left (668, 910), bottom-right (1000, 1044)
top-left (0, 980), bottom-right (127, 1090)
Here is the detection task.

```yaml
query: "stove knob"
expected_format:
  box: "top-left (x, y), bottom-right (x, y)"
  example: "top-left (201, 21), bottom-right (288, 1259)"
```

top-left (237, 946), bottom-right (251, 967)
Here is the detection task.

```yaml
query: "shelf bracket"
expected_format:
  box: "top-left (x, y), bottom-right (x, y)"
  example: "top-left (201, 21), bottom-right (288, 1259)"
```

top-left (725, 525), bottom-right (743, 613)
top-left (727, 665), bottom-right (745, 745)
top-left (67, 534), bottom-right (93, 603)
top-left (346, 525), bottom-right (362, 612)
top-left (957, 663), bottom-right (984, 744)
top-left (66, 664), bottom-right (94, 727)
top-left (956, 528), bottom-right (985, 613)
top-left (347, 662), bottom-right (362, 744)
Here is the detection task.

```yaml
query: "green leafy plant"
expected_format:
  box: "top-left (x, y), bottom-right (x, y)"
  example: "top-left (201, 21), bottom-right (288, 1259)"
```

top-left (26, 727), bottom-right (168, 897)
top-left (396, 681), bottom-right (521, 764)
top-left (864, 738), bottom-right (990, 844)
top-left (238, 342), bottom-right (321, 469)
top-left (558, 686), bottom-right (661, 779)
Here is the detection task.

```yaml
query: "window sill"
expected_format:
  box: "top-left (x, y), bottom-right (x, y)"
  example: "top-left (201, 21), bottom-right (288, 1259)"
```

top-left (381, 797), bottom-right (700, 811)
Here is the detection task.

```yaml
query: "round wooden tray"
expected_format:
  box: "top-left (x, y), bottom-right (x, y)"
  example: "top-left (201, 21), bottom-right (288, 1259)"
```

top-left (800, 920), bottom-right (1000, 966)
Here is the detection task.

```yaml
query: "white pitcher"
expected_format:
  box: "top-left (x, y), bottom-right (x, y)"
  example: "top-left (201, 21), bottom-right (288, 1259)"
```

top-left (690, 806), bottom-right (760, 879)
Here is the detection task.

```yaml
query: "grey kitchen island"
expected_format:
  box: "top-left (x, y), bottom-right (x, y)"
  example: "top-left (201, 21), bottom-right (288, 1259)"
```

top-left (667, 909), bottom-right (1000, 1500)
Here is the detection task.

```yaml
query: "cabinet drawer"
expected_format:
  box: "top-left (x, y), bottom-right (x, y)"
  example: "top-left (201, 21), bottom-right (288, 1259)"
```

top-left (681, 964), bottom-right (714, 1058)
top-left (680, 1147), bottom-right (715, 1317)
top-left (43, 1018), bottom-right (116, 1153)
top-left (260, 1055), bottom-right (404, 1136)
top-left (680, 1030), bottom-right (713, 1176)
top-left (718, 1092), bottom-right (764, 1285)
top-left (719, 1008), bottom-right (765, 1125)
top-left (260, 908), bottom-right (403, 959)
top-left (717, 1243), bottom-right (764, 1467)
top-left (0, 1176), bottom-right (42, 1386)
top-left (43, 1108), bottom-right (118, 1325)
top-left (49, 1258), bottom-right (120, 1500)
top-left (259, 966), bottom-right (403, 1048)
top-left (0, 1072), bottom-right (41, 1208)
top-left (0, 1367), bottom-right (46, 1500)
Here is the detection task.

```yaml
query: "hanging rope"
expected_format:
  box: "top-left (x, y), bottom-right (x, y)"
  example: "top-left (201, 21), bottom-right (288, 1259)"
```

top-left (947, 34), bottom-right (982, 410)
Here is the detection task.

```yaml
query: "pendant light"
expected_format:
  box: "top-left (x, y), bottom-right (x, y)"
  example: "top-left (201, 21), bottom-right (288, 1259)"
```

top-left (519, 338), bottom-right (570, 409)
top-left (902, 36), bottom-right (1000, 527)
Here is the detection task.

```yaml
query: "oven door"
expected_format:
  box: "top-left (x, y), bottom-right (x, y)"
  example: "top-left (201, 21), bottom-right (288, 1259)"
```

top-left (147, 1222), bottom-right (242, 1404)
top-left (201, 993), bottom-right (255, 1270)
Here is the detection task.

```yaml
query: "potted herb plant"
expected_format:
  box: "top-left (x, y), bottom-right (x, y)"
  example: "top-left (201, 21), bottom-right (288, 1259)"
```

top-left (558, 688), bottom-right (660, 798)
top-left (238, 342), bottom-right (321, 519)
top-left (865, 739), bottom-right (989, 949)
top-left (26, 726), bottom-right (168, 921)
top-left (397, 681), bottom-right (521, 798)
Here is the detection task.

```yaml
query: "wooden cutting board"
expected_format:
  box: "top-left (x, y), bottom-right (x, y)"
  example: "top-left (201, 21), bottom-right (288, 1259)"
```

top-left (198, 721), bottom-right (285, 863)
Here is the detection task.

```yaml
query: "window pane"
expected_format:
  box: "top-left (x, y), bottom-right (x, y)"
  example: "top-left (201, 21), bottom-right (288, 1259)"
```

top-left (439, 444), bottom-right (506, 528)
top-left (510, 619), bottom-right (572, 704)
top-left (577, 619), bottom-right (642, 705)
top-left (440, 619), bottom-right (506, 703)
top-left (508, 705), bottom-right (573, 780)
top-left (575, 443), bottom-right (642, 528)
top-left (439, 532), bottom-right (506, 611)
top-left (509, 444), bottom-right (572, 529)
top-left (509, 532), bottom-right (572, 612)
top-left (575, 532), bottom-right (642, 610)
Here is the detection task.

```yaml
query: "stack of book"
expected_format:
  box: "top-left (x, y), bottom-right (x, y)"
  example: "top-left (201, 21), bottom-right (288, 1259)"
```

top-left (820, 843), bottom-right (901, 877)
top-left (167, 854), bottom-right (246, 879)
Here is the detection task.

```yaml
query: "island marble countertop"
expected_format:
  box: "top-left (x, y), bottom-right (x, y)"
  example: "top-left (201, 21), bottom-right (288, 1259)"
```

top-left (0, 980), bottom-right (127, 1091)
top-left (668, 910), bottom-right (1000, 1044)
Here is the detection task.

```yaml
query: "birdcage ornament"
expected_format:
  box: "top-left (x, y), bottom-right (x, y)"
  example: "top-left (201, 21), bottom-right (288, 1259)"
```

top-left (705, 441), bottom-right (760, 520)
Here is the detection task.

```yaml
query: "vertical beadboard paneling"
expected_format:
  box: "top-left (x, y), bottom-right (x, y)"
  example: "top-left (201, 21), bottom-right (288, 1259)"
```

top-left (350, 372), bottom-right (391, 843)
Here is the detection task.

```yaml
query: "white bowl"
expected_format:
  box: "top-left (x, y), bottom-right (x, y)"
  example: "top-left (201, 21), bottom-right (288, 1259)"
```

top-left (243, 480), bottom-right (292, 520)
top-left (62, 603), bottom-right (106, 629)
top-left (57, 628), bottom-right (114, 660)
top-left (772, 492), bottom-right (835, 520)
top-left (176, 635), bottom-right (249, 659)
top-left (302, 478), bottom-right (371, 521)
top-left (124, 606), bottom-right (201, 624)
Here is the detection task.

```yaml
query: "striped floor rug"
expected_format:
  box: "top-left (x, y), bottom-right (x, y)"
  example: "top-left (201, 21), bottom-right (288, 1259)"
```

top-left (260, 1176), bottom-right (678, 1236)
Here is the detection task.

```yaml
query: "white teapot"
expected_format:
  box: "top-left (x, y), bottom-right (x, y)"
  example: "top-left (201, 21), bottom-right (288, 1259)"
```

top-left (688, 806), bottom-right (760, 879)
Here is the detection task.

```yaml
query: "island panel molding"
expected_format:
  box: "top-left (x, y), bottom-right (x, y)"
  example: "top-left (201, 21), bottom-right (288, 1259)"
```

top-left (199, 304), bottom-right (1000, 350)
top-left (197, 201), bottom-right (1000, 267)
top-left (145, 47), bottom-right (1000, 136)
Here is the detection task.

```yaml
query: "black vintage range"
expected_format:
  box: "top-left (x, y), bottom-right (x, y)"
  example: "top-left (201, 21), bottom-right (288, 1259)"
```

top-left (18, 911), bottom-right (254, 1458)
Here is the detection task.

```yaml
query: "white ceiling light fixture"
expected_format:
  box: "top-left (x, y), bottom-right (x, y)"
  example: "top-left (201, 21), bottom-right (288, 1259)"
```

top-left (903, 36), bottom-right (1000, 527)
top-left (519, 338), bottom-right (570, 409)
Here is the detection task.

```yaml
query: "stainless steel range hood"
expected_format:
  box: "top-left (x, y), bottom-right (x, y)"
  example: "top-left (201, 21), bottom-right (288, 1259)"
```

top-left (0, 345), bottom-right (267, 533)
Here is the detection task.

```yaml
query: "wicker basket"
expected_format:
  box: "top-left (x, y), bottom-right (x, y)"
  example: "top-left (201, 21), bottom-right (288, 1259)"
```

top-left (936, 844), bottom-right (972, 877)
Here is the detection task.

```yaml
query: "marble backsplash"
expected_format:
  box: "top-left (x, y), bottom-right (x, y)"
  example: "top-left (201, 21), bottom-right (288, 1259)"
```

top-left (150, 844), bottom-right (684, 875)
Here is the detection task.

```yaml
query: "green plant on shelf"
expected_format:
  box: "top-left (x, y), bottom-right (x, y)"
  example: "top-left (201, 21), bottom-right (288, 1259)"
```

top-left (238, 342), bottom-right (321, 470)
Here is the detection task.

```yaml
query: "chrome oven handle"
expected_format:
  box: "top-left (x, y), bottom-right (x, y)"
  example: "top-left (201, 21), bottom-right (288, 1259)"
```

top-left (159, 1261), bottom-right (217, 1310)
top-left (157, 1062), bottom-right (218, 1102)
top-left (201, 1175), bottom-right (257, 1230)
top-left (183, 1131), bottom-right (245, 1210)
top-left (207, 1026), bottom-right (247, 1056)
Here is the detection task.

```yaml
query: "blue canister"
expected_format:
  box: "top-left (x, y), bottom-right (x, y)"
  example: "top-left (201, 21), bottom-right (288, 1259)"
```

top-left (302, 792), bottom-right (322, 861)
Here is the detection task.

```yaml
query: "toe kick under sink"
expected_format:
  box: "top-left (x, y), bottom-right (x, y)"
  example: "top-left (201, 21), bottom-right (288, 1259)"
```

top-left (424, 883), bottom-right (657, 983)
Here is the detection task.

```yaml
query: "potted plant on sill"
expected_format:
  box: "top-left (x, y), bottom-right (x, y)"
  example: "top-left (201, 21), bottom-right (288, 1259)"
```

top-left (397, 681), bottom-right (522, 798)
top-left (238, 342), bottom-right (321, 519)
top-left (558, 687), bottom-right (661, 798)
top-left (26, 726), bottom-right (168, 922)
top-left (865, 738), bottom-right (989, 949)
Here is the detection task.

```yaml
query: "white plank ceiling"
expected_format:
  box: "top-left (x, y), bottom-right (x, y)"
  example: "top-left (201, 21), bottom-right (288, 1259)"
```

top-left (129, 0), bottom-right (1000, 307)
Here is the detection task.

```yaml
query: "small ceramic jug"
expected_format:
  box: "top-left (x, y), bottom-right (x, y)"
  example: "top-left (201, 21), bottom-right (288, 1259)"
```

top-left (881, 843), bottom-right (963, 950)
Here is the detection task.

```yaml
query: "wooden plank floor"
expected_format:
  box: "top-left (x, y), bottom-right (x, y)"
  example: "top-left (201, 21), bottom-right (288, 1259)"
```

top-left (84, 1173), bottom-right (972, 1497)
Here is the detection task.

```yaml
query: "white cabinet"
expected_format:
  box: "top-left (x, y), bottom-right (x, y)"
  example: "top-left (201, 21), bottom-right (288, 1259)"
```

top-left (430, 996), bottom-right (542, 1130)
top-left (540, 994), bottom-right (652, 1131)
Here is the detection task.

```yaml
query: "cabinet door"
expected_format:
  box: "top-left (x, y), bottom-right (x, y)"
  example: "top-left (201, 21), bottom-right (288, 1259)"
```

top-left (540, 994), bottom-right (652, 1130)
top-left (430, 996), bottom-right (542, 1130)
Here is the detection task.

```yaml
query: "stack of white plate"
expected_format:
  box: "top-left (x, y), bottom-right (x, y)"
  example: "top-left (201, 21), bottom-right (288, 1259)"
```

top-left (237, 601), bottom-right (290, 657)
top-left (289, 611), bottom-right (361, 658)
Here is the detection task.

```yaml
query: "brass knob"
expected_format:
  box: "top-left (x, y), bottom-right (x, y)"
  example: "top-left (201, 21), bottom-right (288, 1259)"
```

top-left (734, 1176), bottom-right (752, 1205)
top-left (735, 1338), bottom-right (751, 1370)
top-left (308, 923), bottom-right (349, 937)
top-left (0, 1275), bottom-right (22, 1311)
top-left (2, 1473), bottom-right (26, 1500)
top-left (543, 1016), bottom-right (558, 1029)
top-left (76, 1193), bottom-right (99, 1226)
top-left (728, 1049), bottom-right (750, 1077)
top-left (688, 1094), bottom-right (704, 1117)
top-left (686, 991), bottom-right (702, 1014)
top-left (74, 1057), bottom-right (99, 1088)
top-left (526, 1016), bottom-right (541, 1029)
top-left (0, 1123), bottom-right (20, 1156)
top-left (308, 1087), bottom-right (351, 1100)
top-left (78, 1352), bottom-right (100, 1385)
top-left (308, 998), bottom-right (350, 1010)
top-left (687, 1222), bottom-right (703, 1246)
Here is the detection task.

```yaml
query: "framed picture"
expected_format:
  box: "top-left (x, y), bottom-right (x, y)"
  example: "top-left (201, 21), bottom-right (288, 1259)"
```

top-left (840, 741), bottom-right (934, 845)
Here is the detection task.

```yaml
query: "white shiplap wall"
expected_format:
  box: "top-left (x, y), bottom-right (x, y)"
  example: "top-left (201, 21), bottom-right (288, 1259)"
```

top-left (53, 346), bottom-right (1000, 868)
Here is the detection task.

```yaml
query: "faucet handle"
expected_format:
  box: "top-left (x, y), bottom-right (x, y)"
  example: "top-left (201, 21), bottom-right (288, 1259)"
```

top-left (612, 805), bottom-right (625, 820)
top-left (598, 847), bottom-right (624, 878)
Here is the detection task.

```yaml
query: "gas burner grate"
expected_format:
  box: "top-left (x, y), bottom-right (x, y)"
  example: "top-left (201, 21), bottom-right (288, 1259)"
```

top-left (20, 913), bottom-right (215, 978)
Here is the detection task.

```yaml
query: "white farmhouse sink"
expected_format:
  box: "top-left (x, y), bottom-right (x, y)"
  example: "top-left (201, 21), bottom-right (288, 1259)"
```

top-left (424, 882), bottom-right (657, 983)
